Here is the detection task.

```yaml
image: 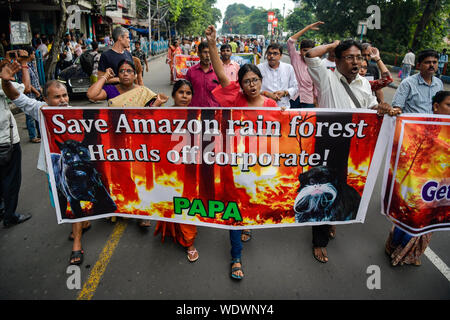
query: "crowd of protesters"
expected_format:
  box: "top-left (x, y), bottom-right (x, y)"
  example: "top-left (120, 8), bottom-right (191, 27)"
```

top-left (0, 20), bottom-right (448, 282)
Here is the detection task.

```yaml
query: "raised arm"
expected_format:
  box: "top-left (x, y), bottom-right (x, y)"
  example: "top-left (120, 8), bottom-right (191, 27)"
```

top-left (290, 21), bottom-right (324, 41)
top-left (205, 25), bottom-right (230, 88)
top-left (370, 47), bottom-right (391, 78)
top-left (305, 40), bottom-right (339, 59)
top-left (1, 60), bottom-right (22, 100)
top-left (87, 67), bottom-right (114, 101)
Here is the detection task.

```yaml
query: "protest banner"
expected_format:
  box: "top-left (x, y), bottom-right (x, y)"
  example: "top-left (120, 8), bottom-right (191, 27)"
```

top-left (381, 114), bottom-right (450, 236)
top-left (231, 53), bottom-right (257, 66)
top-left (40, 108), bottom-right (390, 229)
top-left (173, 54), bottom-right (200, 80)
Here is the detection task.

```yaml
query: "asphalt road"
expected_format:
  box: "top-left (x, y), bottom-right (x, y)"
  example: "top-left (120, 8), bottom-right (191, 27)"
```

top-left (1, 54), bottom-right (449, 301)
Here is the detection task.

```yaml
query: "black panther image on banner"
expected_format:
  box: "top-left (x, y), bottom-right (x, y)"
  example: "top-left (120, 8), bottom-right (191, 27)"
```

top-left (51, 139), bottom-right (117, 219)
top-left (293, 166), bottom-right (361, 223)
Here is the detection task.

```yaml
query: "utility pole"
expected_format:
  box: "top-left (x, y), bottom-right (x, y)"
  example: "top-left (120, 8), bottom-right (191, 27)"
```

top-left (157, 0), bottom-right (160, 40)
top-left (148, 0), bottom-right (152, 51)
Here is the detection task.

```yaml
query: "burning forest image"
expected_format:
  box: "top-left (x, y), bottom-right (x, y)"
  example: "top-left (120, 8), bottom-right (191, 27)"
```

top-left (43, 108), bottom-right (384, 227)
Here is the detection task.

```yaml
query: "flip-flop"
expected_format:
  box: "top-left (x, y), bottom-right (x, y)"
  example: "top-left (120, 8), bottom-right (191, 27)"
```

top-left (68, 224), bottom-right (91, 241)
top-left (241, 230), bottom-right (252, 242)
top-left (70, 250), bottom-right (84, 265)
top-left (313, 247), bottom-right (328, 263)
top-left (187, 249), bottom-right (199, 262)
top-left (230, 258), bottom-right (244, 280)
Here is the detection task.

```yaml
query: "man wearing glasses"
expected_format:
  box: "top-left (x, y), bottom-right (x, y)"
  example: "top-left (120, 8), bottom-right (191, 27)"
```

top-left (258, 43), bottom-right (298, 110)
top-left (303, 40), bottom-right (393, 263)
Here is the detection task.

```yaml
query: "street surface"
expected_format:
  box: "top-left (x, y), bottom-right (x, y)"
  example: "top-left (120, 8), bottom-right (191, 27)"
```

top-left (1, 54), bottom-right (449, 301)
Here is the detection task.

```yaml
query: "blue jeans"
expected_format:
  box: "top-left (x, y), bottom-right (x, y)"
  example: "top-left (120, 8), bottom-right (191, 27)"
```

top-left (401, 64), bottom-right (412, 81)
top-left (26, 114), bottom-right (40, 140)
top-left (230, 230), bottom-right (243, 260)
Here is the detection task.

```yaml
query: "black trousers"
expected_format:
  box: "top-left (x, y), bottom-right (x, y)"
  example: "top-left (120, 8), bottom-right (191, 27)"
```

top-left (0, 143), bottom-right (22, 223)
top-left (312, 225), bottom-right (330, 247)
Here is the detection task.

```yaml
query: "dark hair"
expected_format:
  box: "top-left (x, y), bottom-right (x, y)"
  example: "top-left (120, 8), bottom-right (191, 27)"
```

top-left (418, 49), bottom-right (439, 63)
top-left (198, 41), bottom-right (208, 54)
top-left (172, 79), bottom-right (194, 97)
top-left (23, 45), bottom-right (35, 55)
top-left (300, 39), bottom-right (315, 50)
top-left (266, 43), bottom-right (283, 55)
top-left (44, 80), bottom-right (66, 98)
top-left (91, 41), bottom-right (98, 50)
top-left (432, 90), bottom-right (450, 105)
top-left (335, 40), bottom-right (363, 59)
top-left (220, 44), bottom-right (232, 51)
top-left (117, 59), bottom-right (136, 73)
top-left (237, 63), bottom-right (263, 88)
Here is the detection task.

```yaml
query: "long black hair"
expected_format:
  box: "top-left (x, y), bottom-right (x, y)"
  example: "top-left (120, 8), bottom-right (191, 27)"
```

top-left (237, 63), bottom-right (263, 88)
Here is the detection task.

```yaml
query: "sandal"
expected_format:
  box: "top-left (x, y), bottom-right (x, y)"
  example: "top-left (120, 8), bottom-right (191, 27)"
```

top-left (70, 250), bottom-right (84, 265)
top-left (313, 247), bottom-right (328, 263)
top-left (230, 258), bottom-right (244, 280)
top-left (68, 224), bottom-right (91, 241)
top-left (187, 248), bottom-right (199, 262)
top-left (241, 230), bottom-right (252, 242)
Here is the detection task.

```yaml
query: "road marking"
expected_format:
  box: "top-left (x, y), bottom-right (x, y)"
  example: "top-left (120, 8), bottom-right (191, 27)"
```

top-left (425, 247), bottom-right (450, 282)
top-left (77, 220), bottom-right (128, 300)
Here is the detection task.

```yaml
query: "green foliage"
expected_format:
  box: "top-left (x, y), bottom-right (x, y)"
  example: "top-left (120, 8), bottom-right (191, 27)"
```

top-left (171, 0), bottom-right (222, 35)
top-left (292, 0), bottom-right (449, 58)
top-left (221, 5), bottom-right (284, 36)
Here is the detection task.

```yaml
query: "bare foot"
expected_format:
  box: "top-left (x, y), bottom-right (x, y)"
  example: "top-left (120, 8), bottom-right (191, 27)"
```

top-left (313, 247), bottom-right (328, 263)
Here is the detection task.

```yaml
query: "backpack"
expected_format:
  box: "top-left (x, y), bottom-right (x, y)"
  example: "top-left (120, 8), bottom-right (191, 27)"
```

top-left (80, 50), bottom-right (95, 75)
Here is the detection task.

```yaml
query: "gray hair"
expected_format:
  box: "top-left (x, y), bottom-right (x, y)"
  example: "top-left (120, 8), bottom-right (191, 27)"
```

top-left (361, 43), bottom-right (371, 50)
top-left (112, 27), bottom-right (128, 42)
top-left (44, 80), bottom-right (66, 97)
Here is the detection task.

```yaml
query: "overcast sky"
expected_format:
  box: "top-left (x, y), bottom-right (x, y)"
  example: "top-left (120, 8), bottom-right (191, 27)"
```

top-left (214, 0), bottom-right (296, 26)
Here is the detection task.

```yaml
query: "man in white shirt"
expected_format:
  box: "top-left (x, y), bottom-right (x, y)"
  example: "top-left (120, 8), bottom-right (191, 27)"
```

top-left (401, 48), bottom-right (415, 81)
top-left (304, 40), bottom-right (395, 263)
top-left (258, 43), bottom-right (298, 109)
top-left (1, 61), bottom-right (90, 265)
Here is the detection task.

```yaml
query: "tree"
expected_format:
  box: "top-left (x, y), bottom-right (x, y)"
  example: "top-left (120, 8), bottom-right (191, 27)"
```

top-left (45, 0), bottom-right (68, 81)
top-left (286, 6), bottom-right (316, 35)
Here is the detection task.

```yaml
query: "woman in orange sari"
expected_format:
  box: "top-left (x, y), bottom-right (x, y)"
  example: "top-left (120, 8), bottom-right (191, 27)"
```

top-left (154, 79), bottom-right (199, 262)
top-left (166, 39), bottom-right (182, 85)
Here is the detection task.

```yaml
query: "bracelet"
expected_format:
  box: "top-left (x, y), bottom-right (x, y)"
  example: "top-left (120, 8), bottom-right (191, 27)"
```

top-left (374, 59), bottom-right (381, 63)
top-left (102, 76), bottom-right (108, 81)
top-left (21, 65), bottom-right (29, 69)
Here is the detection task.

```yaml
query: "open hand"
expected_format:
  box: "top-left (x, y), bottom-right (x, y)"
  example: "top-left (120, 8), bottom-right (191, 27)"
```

top-left (0, 60), bottom-right (21, 81)
top-left (153, 93), bottom-right (169, 107)
top-left (308, 21), bottom-right (324, 31)
top-left (369, 47), bottom-right (380, 61)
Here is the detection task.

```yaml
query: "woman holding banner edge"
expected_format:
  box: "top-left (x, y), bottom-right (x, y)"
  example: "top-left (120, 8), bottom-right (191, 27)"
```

top-left (205, 24), bottom-right (278, 280)
top-left (153, 79), bottom-right (199, 262)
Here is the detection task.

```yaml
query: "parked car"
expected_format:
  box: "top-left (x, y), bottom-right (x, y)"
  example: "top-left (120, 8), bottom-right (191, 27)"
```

top-left (58, 46), bottom-right (107, 97)
top-left (58, 55), bottom-right (91, 97)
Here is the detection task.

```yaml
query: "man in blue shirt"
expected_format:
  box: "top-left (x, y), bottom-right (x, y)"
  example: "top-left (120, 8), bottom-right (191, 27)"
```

top-left (392, 50), bottom-right (443, 113)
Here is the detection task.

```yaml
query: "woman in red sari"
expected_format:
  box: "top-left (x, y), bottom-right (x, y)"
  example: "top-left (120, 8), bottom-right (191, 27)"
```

top-left (166, 39), bottom-right (182, 85)
top-left (153, 79), bottom-right (199, 262)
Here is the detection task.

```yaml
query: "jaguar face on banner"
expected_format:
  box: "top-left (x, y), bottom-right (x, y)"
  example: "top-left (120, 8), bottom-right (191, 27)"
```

top-left (382, 114), bottom-right (450, 236)
top-left (40, 108), bottom-right (389, 229)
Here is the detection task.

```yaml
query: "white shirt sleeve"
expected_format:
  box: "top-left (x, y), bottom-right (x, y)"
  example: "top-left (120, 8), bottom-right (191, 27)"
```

top-left (12, 93), bottom-right (46, 122)
top-left (286, 64), bottom-right (298, 99)
top-left (305, 57), bottom-right (330, 95)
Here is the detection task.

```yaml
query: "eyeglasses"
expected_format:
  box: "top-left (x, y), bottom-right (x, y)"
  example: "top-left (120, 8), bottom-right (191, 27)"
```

top-left (342, 55), bottom-right (364, 62)
top-left (267, 52), bottom-right (280, 57)
top-left (119, 69), bottom-right (134, 74)
top-left (360, 66), bottom-right (368, 69)
top-left (242, 78), bottom-right (261, 86)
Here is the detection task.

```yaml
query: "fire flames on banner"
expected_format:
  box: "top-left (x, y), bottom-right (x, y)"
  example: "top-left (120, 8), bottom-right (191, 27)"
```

top-left (41, 108), bottom-right (389, 229)
top-left (382, 114), bottom-right (450, 236)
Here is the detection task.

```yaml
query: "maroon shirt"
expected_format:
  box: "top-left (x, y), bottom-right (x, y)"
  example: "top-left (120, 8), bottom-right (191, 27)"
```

top-left (185, 63), bottom-right (220, 107)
